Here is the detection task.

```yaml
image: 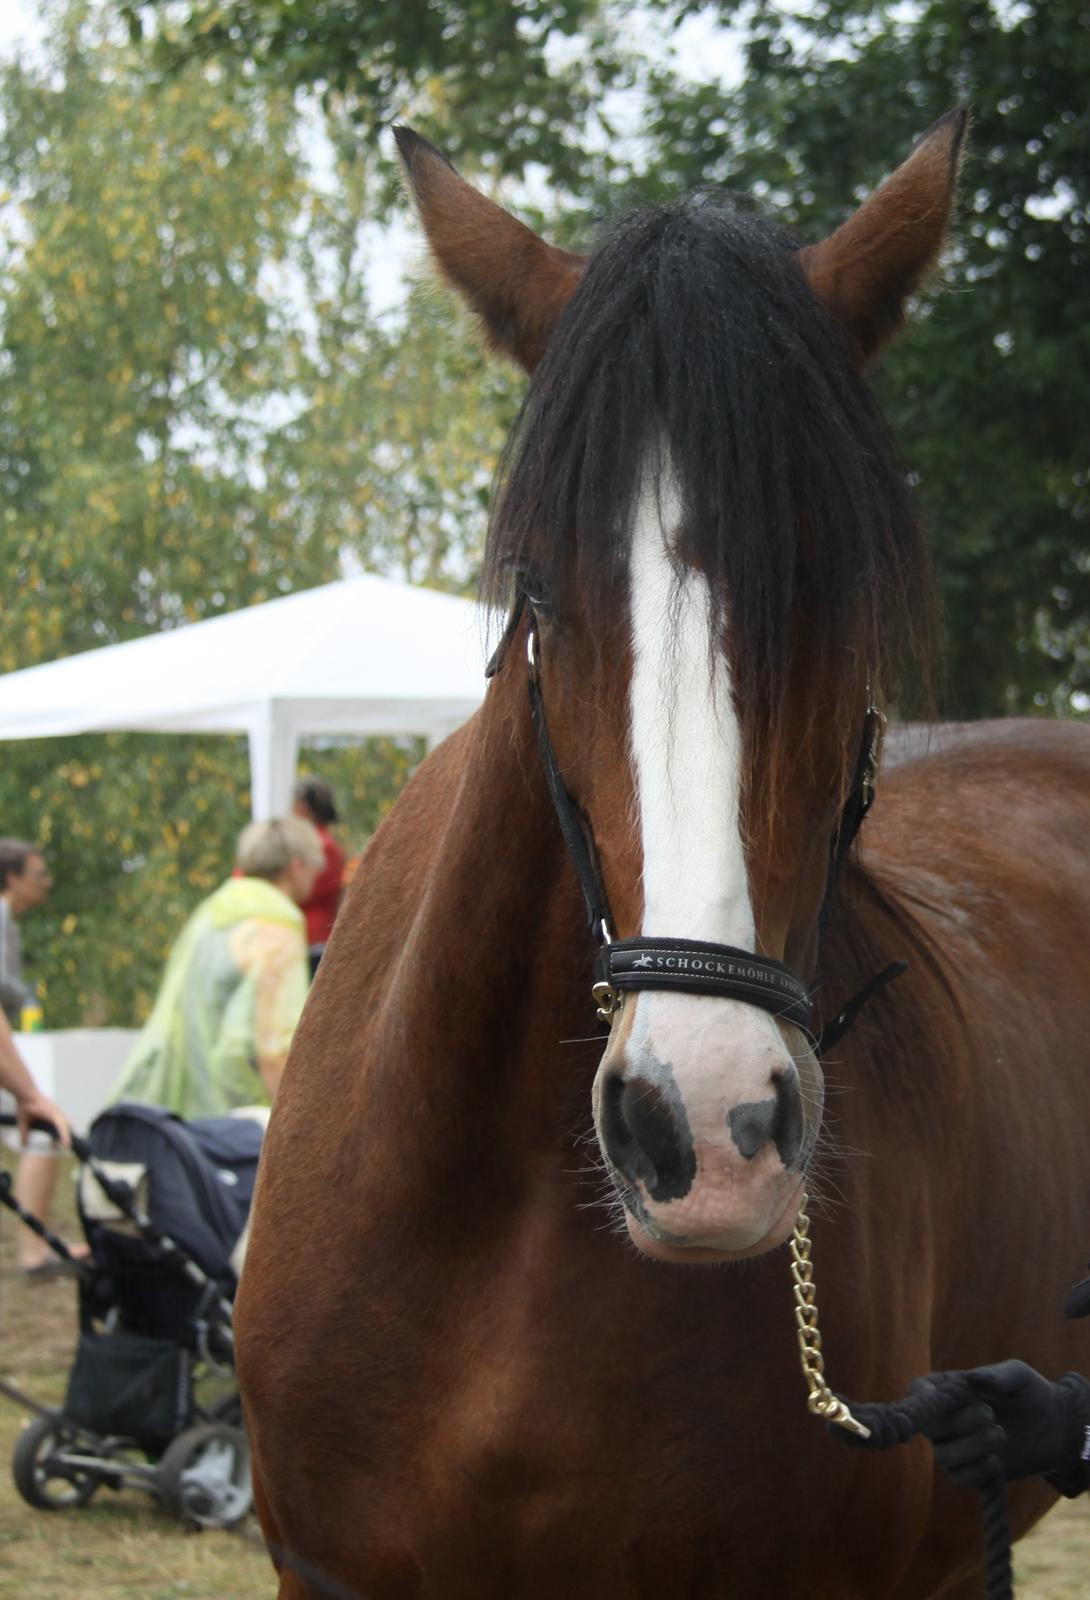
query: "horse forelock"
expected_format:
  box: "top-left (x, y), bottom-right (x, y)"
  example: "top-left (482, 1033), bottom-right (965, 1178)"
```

top-left (482, 195), bottom-right (934, 809)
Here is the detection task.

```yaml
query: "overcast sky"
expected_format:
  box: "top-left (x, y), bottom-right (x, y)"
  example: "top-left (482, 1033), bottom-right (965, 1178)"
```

top-left (0, 0), bottom-right (44, 55)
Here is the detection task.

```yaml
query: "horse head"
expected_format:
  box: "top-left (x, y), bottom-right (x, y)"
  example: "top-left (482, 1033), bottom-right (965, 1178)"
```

top-left (396, 114), bottom-right (963, 1264)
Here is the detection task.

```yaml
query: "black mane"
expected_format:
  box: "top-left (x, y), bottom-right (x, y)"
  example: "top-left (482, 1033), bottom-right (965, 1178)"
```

top-left (483, 197), bottom-right (933, 780)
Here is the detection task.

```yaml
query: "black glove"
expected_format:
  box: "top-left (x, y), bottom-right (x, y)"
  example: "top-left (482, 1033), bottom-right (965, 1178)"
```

top-left (1064, 1268), bottom-right (1090, 1318)
top-left (911, 1360), bottom-right (1090, 1497)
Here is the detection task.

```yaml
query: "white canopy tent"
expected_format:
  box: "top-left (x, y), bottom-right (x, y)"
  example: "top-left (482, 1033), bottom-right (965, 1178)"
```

top-left (0, 575), bottom-right (489, 817)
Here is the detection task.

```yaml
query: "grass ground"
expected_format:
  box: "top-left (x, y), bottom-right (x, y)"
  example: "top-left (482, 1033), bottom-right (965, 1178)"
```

top-left (2, 1148), bottom-right (1090, 1598)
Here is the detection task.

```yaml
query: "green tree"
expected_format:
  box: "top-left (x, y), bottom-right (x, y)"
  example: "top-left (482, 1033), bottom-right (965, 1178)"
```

top-left (0, 5), bottom-right (336, 664)
top-left (0, 6), bottom-right (323, 1026)
top-left (263, 116), bottom-right (520, 588)
top-left (120, 0), bottom-right (629, 189)
top-left (0, 8), bottom-right (470, 1025)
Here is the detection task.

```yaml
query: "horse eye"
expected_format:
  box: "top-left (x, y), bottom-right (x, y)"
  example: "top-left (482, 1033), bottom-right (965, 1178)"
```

top-left (516, 569), bottom-right (554, 616)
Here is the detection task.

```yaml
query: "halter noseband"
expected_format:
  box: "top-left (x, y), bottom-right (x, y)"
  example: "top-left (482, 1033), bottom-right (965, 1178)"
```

top-left (504, 598), bottom-right (903, 1053)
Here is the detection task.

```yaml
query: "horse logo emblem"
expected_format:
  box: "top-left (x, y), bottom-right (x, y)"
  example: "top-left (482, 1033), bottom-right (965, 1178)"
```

top-left (633, 955), bottom-right (654, 969)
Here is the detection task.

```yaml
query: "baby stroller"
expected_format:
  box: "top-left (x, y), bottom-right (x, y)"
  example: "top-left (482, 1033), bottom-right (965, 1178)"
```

top-left (0, 1101), bottom-right (264, 1529)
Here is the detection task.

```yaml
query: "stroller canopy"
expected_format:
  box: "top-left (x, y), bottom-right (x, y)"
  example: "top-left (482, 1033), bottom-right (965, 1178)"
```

top-left (80, 1103), bottom-right (264, 1282)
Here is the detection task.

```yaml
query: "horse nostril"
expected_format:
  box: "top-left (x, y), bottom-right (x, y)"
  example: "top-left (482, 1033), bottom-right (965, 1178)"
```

top-left (770, 1066), bottom-right (803, 1169)
top-left (600, 1072), bottom-right (696, 1204)
top-left (727, 1067), bottom-right (803, 1169)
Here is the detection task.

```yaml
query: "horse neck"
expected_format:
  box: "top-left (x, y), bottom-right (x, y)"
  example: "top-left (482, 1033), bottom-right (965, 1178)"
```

top-left (345, 650), bottom-right (601, 1162)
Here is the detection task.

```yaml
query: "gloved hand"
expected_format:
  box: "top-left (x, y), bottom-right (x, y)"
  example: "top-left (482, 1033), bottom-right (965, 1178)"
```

top-left (910, 1360), bottom-right (1090, 1497)
top-left (1064, 1268), bottom-right (1090, 1318)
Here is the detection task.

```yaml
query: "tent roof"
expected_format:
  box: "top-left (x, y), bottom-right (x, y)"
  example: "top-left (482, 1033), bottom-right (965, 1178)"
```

top-left (0, 575), bottom-right (490, 744)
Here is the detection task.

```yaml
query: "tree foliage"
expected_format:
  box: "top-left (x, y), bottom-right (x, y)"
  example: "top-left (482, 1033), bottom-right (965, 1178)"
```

top-left (0, 6), bottom-right (327, 661)
top-left (263, 114), bottom-right (520, 587)
top-left (0, 6), bottom-right (504, 1026)
top-left (120, 0), bottom-right (630, 188)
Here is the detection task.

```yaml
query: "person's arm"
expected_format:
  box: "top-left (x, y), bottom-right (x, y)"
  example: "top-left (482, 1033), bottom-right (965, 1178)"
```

top-left (250, 923), bottom-right (308, 1100)
top-left (0, 1008), bottom-right (71, 1144)
top-left (912, 1360), bottom-right (1090, 1497)
top-left (255, 1048), bottom-right (289, 1100)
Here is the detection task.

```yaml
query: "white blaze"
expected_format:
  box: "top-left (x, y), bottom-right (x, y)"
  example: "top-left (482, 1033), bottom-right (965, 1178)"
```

top-left (628, 477), bottom-right (754, 946)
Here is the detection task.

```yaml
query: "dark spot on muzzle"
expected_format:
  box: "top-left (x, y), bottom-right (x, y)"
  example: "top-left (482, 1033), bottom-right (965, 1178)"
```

top-left (727, 1064), bottom-right (803, 1169)
top-left (600, 1067), bottom-right (696, 1203)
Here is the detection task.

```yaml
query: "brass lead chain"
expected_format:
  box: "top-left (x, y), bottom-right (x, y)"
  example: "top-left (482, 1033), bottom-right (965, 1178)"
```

top-left (790, 1192), bottom-right (871, 1440)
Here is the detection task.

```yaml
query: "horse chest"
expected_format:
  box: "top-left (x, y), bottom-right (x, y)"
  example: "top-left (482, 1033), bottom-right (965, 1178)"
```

top-left (335, 1227), bottom-right (906, 1598)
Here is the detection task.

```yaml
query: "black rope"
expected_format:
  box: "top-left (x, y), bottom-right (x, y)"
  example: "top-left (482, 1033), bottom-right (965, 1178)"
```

top-left (834, 1375), bottom-right (1012, 1600)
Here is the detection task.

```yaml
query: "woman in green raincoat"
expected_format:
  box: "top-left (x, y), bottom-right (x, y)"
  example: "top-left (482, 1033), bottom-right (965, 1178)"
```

top-left (111, 817), bottom-right (324, 1118)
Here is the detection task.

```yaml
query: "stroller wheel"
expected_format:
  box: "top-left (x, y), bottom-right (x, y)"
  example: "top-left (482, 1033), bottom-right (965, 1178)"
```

top-left (12, 1415), bottom-right (101, 1511)
top-left (156, 1422), bottom-right (252, 1529)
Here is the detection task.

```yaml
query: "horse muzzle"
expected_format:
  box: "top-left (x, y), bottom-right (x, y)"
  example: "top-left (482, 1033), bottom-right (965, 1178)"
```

top-left (592, 993), bottom-right (820, 1259)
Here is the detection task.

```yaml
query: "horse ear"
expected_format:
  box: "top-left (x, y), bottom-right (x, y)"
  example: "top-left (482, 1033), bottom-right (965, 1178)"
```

top-left (799, 109), bottom-right (968, 363)
top-left (394, 126), bottom-right (586, 374)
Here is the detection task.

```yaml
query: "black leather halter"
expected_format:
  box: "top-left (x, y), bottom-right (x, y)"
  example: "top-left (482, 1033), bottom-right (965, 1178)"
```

top-left (490, 596), bottom-right (903, 1053)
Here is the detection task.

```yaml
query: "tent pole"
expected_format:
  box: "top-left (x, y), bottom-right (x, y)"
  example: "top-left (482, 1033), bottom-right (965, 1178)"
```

top-left (248, 708), bottom-right (298, 821)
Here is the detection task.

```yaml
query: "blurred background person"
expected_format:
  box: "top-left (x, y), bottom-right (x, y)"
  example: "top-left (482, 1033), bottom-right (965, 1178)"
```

top-left (0, 836), bottom-right (51, 1026)
top-left (110, 817), bottom-right (322, 1119)
top-left (0, 1006), bottom-right (76, 1277)
top-left (0, 837), bottom-right (83, 1276)
top-left (293, 776), bottom-right (346, 976)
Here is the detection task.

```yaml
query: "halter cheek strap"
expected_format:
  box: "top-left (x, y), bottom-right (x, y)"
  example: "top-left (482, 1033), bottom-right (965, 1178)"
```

top-left (521, 605), bottom-right (905, 1053)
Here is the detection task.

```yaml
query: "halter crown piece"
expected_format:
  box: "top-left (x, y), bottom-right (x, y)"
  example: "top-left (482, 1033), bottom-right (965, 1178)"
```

top-left (515, 600), bottom-right (904, 1054)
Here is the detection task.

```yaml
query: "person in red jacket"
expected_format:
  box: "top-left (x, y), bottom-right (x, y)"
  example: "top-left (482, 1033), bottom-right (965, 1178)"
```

top-left (293, 777), bottom-right (346, 977)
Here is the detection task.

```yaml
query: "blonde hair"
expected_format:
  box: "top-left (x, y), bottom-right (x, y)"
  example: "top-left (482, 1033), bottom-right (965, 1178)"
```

top-left (235, 817), bottom-right (324, 880)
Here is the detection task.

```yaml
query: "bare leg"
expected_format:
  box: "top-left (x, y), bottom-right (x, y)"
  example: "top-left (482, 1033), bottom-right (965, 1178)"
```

top-left (13, 1151), bottom-right (86, 1269)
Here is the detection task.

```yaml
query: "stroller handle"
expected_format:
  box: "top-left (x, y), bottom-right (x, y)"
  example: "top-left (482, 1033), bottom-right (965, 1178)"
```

top-left (0, 1111), bottom-right (89, 1161)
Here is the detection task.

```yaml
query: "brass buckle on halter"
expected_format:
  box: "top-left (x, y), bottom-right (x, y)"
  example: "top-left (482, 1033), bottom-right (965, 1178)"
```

top-left (592, 919), bottom-right (620, 1023)
top-left (592, 981), bottom-right (622, 1024)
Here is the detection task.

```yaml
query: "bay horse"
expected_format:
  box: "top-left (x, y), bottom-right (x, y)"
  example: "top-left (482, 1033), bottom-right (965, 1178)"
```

top-left (236, 111), bottom-right (1090, 1598)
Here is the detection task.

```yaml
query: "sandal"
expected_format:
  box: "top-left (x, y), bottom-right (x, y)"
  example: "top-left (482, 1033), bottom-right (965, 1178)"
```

top-left (22, 1254), bottom-right (72, 1280)
top-left (22, 1255), bottom-right (81, 1281)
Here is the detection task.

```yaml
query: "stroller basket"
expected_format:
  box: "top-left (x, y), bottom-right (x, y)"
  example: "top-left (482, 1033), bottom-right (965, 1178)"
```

top-left (64, 1329), bottom-right (193, 1454)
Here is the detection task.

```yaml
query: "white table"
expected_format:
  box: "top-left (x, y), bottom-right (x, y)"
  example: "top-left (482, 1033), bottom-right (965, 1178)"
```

top-left (0, 1029), bottom-right (139, 1137)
